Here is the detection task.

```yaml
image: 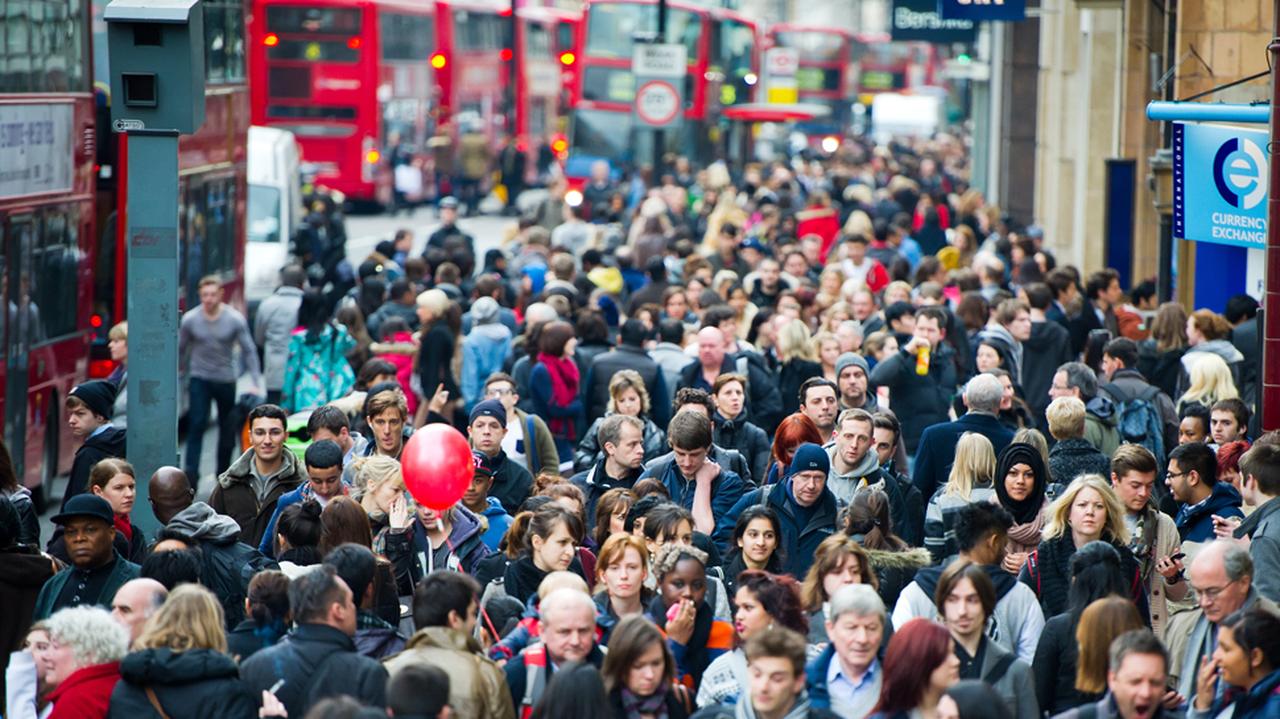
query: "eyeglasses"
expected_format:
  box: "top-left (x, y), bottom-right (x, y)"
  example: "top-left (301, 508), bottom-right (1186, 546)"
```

top-left (1166, 470), bottom-right (1189, 481)
top-left (1193, 578), bottom-right (1239, 602)
top-left (486, 388), bottom-right (514, 397)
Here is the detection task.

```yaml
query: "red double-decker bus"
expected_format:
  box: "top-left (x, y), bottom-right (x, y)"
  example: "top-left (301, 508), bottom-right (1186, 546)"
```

top-left (852, 33), bottom-right (940, 96)
top-left (767, 25), bottom-right (855, 137)
top-left (0, 0), bottom-right (98, 504)
top-left (249, 0), bottom-right (437, 206)
top-left (515, 5), bottom-right (581, 168)
top-left (567, 0), bottom-right (759, 177)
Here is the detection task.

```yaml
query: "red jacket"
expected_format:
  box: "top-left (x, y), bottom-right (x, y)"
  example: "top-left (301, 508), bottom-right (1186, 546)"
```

top-left (47, 661), bottom-right (121, 719)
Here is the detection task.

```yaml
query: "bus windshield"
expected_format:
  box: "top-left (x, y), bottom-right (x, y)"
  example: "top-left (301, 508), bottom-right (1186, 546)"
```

top-left (774, 30), bottom-right (846, 63)
top-left (584, 4), bottom-right (701, 61)
top-left (571, 107), bottom-right (631, 160)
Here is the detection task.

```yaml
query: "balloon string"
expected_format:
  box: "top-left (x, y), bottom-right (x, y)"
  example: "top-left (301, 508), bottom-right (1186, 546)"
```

top-left (438, 515), bottom-right (504, 645)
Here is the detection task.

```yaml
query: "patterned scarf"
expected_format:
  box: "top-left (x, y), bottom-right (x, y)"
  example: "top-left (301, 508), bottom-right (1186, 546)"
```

top-left (619, 687), bottom-right (669, 719)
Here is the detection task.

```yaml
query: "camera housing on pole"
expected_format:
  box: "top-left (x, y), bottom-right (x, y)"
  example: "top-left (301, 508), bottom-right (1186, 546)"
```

top-left (104, 0), bottom-right (206, 532)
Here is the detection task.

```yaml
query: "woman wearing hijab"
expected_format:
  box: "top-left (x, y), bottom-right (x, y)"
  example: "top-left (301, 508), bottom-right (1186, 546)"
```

top-left (994, 443), bottom-right (1050, 576)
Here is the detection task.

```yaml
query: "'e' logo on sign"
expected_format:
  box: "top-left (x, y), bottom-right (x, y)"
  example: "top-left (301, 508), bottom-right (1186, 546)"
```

top-left (1213, 137), bottom-right (1267, 210)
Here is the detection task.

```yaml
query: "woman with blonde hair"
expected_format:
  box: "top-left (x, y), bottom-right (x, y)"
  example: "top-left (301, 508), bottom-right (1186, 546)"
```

top-left (802, 534), bottom-right (880, 645)
top-left (574, 370), bottom-right (668, 473)
top-left (354, 455), bottom-right (409, 554)
top-left (109, 584), bottom-right (257, 717)
top-left (924, 433), bottom-right (997, 563)
top-left (1177, 351), bottom-right (1239, 415)
top-left (775, 320), bottom-right (823, 416)
top-left (1018, 475), bottom-right (1141, 618)
top-left (811, 331), bottom-right (841, 383)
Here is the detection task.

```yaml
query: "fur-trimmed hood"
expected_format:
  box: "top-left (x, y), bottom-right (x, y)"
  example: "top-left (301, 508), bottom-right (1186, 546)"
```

top-left (864, 546), bottom-right (932, 570)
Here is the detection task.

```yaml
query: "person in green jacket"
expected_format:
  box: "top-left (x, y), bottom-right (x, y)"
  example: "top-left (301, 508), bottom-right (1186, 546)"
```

top-left (33, 494), bottom-right (140, 620)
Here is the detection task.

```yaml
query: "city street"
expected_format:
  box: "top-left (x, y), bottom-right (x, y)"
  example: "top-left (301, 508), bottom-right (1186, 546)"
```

top-left (34, 208), bottom-right (520, 540)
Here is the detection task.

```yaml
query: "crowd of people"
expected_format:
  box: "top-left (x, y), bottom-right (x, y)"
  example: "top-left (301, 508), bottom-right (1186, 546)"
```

top-left (4, 135), bottom-right (1279, 719)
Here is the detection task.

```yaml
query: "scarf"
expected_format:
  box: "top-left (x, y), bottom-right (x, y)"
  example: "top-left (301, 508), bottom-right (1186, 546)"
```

top-left (619, 687), bottom-right (670, 719)
top-left (114, 514), bottom-right (133, 542)
top-left (994, 443), bottom-right (1048, 525)
top-left (538, 352), bottom-right (580, 437)
top-left (647, 593), bottom-right (714, 679)
top-left (734, 693), bottom-right (813, 719)
top-left (504, 555), bottom-right (549, 605)
top-left (1006, 503), bottom-right (1047, 553)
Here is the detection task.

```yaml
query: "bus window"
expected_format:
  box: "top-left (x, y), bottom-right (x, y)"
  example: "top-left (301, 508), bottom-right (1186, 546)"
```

top-left (32, 207), bottom-right (78, 341)
top-left (571, 107), bottom-right (630, 159)
top-left (555, 20), bottom-right (574, 53)
top-left (585, 5), bottom-right (699, 61)
top-left (265, 6), bottom-right (362, 33)
top-left (453, 12), bottom-right (508, 51)
top-left (381, 13), bottom-right (434, 61)
top-left (526, 21), bottom-right (551, 57)
top-left (0, 0), bottom-right (88, 92)
top-left (204, 0), bottom-right (245, 83)
top-left (581, 66), bottom-right (633, 103)
top-left (774, 30), bottom-right (844, 63)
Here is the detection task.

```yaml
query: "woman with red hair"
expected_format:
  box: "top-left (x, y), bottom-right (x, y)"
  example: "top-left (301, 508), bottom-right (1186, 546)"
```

top-left (764, 413), bottom-right (824, 485)
top-left (869, 618), bottom-right (960, 719)
top-left (1218, 440), bottom-right (1251, 496)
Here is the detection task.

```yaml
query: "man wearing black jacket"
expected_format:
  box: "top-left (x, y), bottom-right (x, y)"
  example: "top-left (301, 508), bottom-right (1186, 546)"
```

top-left (677, 327), bottom-right (783, 434)
top-left (468, 399), bottom-right (533, 515)
top-left (62, 381), bottom-right (127, 509)
top-left (570, 414), bottom-right (645, 527)
top-left (240, 564), bottom-right (388, 717)
top-left (1022, 283), bottom-right (1074, 429)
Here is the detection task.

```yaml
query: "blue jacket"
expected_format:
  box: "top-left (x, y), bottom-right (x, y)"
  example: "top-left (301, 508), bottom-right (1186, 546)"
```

top-left (528, 363), bottom-right (585, 441)
top-left (258, 483), bottom-right (352, 558)
top-left (714, 481), bottom-right (838, 579)
top-left (479, 497), bottom-right (514, 552)
top-left (638, 456), bottom-right (747, 529)
top-left (461, 324), bottom-right (513, 411)
top-left (911, 412), bottom-right (1015, 501)
top-left (1176, 481), bottom-right (1245, 543)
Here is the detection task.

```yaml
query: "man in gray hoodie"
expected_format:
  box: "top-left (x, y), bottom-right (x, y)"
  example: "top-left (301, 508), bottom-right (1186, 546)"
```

top-left (160, 501), bottom-right (278, 627)
top-left (826, 409), bottom-right (921, 546)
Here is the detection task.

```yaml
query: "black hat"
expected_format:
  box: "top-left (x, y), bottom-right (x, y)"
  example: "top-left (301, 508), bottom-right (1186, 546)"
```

top-left (69, 380), bottom-right (117, 420)
top-left (472, 450), bottom-right (494, 479)
top-left (469, 399), bottom-right (507, 427)
top-left (51, 494), bottom-right (115, 526)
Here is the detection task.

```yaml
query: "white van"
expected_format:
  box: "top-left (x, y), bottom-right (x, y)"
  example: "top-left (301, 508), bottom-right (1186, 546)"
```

top-left (245, 126), bottom-right (303, 315)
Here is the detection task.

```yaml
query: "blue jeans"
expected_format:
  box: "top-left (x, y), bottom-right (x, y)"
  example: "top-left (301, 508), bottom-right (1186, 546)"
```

top-left (186, 377), bottom-right (237, 479)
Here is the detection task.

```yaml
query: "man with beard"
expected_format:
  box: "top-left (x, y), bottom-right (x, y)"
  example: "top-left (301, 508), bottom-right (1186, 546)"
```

top-left (799, 378), bottom-right (839, 443)
top-left (835, 353), bottom-right (877, 412)
top-left (571, 415), bottom-right (646, 527)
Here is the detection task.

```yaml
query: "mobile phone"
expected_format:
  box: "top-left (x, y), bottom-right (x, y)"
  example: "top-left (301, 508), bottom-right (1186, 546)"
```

top-left (1169, 552), bottom-right (1186, 562)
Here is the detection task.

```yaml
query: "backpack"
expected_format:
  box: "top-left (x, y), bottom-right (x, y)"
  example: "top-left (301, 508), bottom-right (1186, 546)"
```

top-left (1104, 382), bottom-right (1166, 463)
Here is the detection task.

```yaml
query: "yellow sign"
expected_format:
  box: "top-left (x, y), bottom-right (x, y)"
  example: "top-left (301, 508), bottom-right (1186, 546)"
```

top-left (305, 42), bottom-right (322, 61)
top-left (767, 87), bottom-right (798, 104)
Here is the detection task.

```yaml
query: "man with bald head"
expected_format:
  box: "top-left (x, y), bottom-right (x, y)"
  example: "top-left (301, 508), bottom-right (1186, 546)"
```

top-left (503, 588), bottom-right (603, 711)
top-left (111, 578), bottom-right (168, 642)
top-left (677, 326), bottom-right (782, 433)
top-left (1166, 540), bottom-right (1280, 707)
top-left (148, 466), bottom-right (195, 525)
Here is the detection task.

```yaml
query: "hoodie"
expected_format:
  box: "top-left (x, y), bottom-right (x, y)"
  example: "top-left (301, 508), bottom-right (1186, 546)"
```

top-left (977, 324), bottom-right (1024, 384)
top-left (478, 497), bottom-right (514, 552)
top-left (462, 323), bottom-right (514, 411)
top-left (209, 448), bottom-right (308, 548)
top-left (63, 425), bottom-right (127, 509)
top-left (825, 445), bottom-right (884, 504)
top-left (1181, 339), bottom-right (1245, 377)
top-left (892, 562), bottom-right (1046, 663)
top-left (166, 502), bottom-right (279, 628)
top-left (385, 504), bottom-right (491, 595)
top-left (1176, 481), bottom-right (1245, 544)
top-left (1084, 396), bottom-right (1121, 457)
top-left (109, 647), bottom-right (258, 719)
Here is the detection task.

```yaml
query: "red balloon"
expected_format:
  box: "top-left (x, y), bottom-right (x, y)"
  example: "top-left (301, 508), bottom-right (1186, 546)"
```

top-left (401, 424), bottom-right (475, 511)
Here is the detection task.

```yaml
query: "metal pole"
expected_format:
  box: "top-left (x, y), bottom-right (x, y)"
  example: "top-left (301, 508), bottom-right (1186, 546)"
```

top-left (1263, 5), bottom-right (1280, 431)
top-left (652, 0), bottom-right (667, 182)
top-left (124, 130), bottom-right (181, 533)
